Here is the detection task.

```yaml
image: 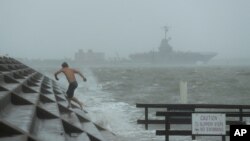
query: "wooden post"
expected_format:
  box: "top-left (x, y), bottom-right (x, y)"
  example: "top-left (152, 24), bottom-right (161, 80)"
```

top-left (180, 80), bottom-right (188, 104)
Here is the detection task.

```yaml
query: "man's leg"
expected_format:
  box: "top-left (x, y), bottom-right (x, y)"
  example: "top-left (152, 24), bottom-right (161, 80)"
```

top-left (67, 97), bottom-right (71, 108)
top-left (71, 97), bottom-right (83, 110)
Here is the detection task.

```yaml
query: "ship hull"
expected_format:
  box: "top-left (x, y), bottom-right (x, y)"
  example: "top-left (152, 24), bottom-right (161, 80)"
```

top-left (130, 52), bottom-right (217, 65)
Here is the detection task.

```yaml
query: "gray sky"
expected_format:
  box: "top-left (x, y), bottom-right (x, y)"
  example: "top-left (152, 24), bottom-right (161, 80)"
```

top-left (1, 0), bottom-right (250, 60)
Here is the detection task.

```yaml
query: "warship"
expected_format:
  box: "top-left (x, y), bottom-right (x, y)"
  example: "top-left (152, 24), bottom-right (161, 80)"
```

top-left (129, 26), bottom-right (217, 64)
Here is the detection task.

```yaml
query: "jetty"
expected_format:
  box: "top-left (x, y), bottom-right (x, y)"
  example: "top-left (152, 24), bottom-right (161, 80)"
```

top-left (0, 56), bottom-right (117, 141)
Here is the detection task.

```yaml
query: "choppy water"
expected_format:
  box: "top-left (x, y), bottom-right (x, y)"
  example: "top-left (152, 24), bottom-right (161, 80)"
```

top-left (41, 65), bottom-right (250, 141)
top-left (91, 66), bottom-right (250, 105)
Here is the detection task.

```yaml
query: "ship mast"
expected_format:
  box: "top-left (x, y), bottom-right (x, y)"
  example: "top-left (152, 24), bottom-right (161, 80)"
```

top-left (163, 26), bottom-right (168, 40)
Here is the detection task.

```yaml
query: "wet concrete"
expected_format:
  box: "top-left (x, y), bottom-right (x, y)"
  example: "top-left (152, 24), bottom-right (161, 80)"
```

top-left (0, 57), bottom-right (118, 141)
top-left (1, 104), bottom-right (35, 132)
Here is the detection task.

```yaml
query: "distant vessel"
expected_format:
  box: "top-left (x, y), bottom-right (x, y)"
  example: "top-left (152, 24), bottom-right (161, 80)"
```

top-left (74, 49), bottom-right (105, 64)
top-left (129, 26), bottom-right (217, 64)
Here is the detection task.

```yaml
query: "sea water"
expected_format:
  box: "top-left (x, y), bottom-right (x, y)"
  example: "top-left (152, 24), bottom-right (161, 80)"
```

top-left (41, 65), bottom-right (250, 141)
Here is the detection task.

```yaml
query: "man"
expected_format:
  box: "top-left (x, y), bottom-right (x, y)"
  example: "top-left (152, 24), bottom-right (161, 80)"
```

top-left (54, 62), bottom-right (87, 110)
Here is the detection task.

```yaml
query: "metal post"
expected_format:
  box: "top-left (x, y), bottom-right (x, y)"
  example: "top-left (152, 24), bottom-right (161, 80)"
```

top-left (222, 135), bottom-right (226, 141)
top-left (165, 115), bottom-right (169, 141)
top-left (145, 107), bottom-right (148, 130)
top-left (192, 135), bottom-right (196, 140)
top-left (239, 107), bottom-right (243, 122)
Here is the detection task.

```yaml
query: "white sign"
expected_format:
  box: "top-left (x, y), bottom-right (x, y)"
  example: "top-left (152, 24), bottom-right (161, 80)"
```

top-left (192, 113), bottom-right (226, 135)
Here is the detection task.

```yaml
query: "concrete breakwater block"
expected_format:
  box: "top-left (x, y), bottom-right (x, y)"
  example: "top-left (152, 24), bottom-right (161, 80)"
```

top-left (0, 57), bottom-right (117, 141)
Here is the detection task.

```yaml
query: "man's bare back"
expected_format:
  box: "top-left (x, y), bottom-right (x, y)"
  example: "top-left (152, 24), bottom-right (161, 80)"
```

top-left (54, 64), bottom-right (86, 83)
top-left (56, 68), bottom-right (83, 83)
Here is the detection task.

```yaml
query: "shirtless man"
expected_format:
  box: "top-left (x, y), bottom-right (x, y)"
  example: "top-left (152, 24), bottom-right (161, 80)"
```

top-left (54, 62), bottom-right (87, 110)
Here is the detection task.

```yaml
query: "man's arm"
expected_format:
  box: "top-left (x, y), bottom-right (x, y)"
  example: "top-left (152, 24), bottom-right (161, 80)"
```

top-left (54, 69), bottom-right (63, 80)
top-left (73, 69), bottom-right (87, 82)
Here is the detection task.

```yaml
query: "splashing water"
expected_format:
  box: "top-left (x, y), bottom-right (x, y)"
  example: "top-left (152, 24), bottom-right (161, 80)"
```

top-left (75, 70), bottom-right (162, 141)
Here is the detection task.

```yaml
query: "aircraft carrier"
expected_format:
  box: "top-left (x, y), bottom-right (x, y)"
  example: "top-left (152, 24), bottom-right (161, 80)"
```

top-left (129, 26), bottom-right (217, 65)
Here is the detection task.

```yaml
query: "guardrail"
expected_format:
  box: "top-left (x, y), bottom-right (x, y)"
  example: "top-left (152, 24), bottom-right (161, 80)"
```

top-left (136, 103), bottom-right (250, 141)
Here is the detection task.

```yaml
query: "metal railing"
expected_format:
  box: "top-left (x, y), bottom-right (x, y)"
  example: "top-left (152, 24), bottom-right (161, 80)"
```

top-left (136, 103), bottom-right (250, 141)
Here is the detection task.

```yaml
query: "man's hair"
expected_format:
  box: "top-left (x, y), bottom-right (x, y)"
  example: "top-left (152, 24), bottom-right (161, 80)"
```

top-left (61, 62), bottom-right (69, 68)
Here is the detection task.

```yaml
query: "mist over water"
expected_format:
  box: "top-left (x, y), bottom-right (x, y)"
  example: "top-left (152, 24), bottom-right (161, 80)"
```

top-left (1, 0), bottom-right (250, 61)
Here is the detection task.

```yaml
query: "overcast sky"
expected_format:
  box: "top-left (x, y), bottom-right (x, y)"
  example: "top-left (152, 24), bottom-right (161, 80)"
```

top-left (1, 0), bottom-right (250, 60)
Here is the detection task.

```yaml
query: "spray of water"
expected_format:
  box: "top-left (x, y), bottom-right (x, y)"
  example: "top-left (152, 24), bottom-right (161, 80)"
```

top-left (75, 69), bottom-right (161, 141)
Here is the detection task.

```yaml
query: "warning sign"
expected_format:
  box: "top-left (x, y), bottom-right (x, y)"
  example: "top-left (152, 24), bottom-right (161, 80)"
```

top-left (192, 113), bottom-right (226, 135)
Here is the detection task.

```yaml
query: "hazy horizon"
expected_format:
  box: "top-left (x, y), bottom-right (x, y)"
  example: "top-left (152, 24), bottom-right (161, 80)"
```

top-left (1, 0), bottom-right (250, 61)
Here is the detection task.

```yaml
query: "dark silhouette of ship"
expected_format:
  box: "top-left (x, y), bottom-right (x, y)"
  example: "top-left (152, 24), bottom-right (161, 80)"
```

top-left (129, 26), bottom-right (217, 64)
